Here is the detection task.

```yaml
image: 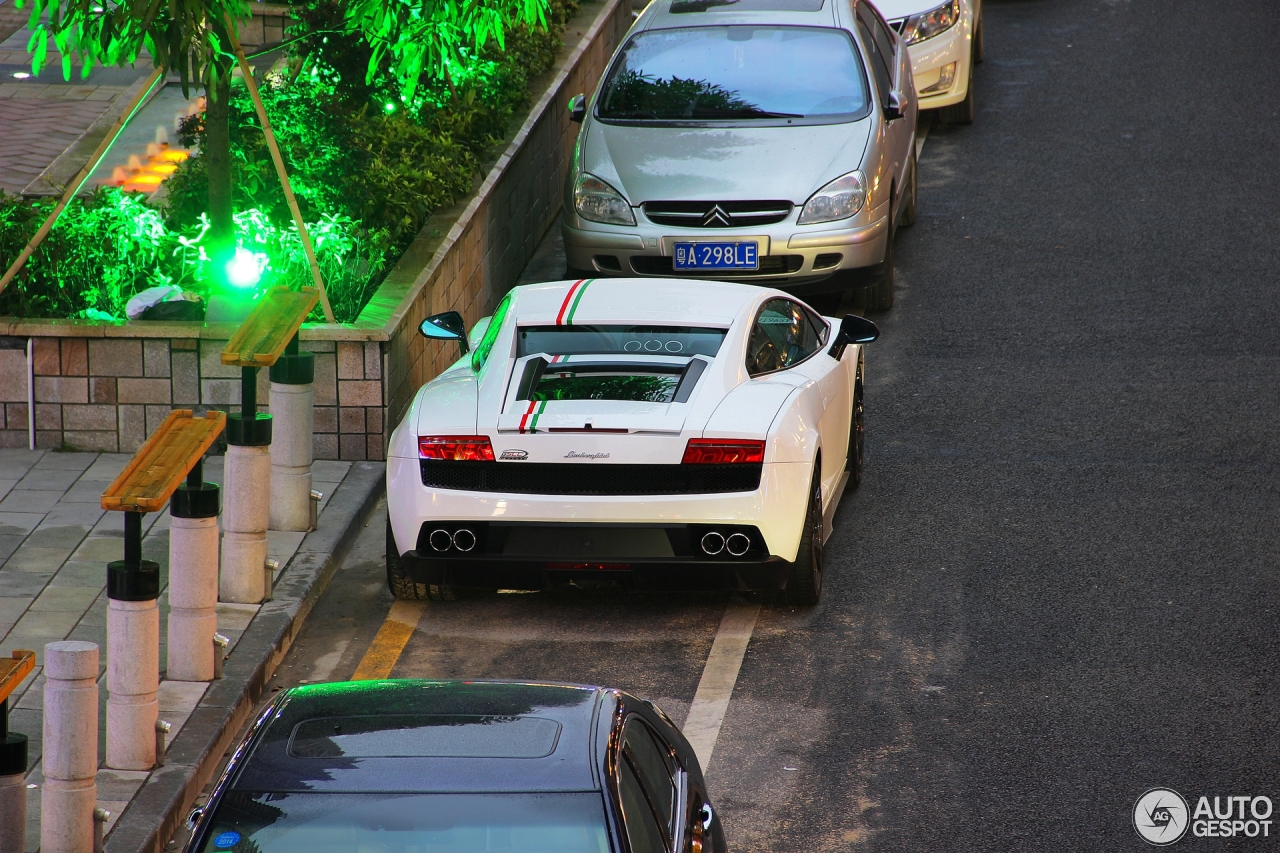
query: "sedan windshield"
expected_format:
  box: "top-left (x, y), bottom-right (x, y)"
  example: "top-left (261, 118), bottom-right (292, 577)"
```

top-left (197, 791), bottom-right (610, 853)
top-left (596, 26), bottom-right (870, 123)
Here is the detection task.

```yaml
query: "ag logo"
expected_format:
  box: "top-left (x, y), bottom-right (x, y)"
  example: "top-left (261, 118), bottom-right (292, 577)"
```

top-left (1135, 788), bottom-right (1190, 845)
top-left (499, 449), bottom-right (528, 460)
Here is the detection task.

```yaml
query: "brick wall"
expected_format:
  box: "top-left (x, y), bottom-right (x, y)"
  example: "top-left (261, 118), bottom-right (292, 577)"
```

top-left (0, 334), bottom-right (383, 460)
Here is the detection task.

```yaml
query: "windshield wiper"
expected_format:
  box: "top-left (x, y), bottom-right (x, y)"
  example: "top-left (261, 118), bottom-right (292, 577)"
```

top-left (689, 106), bottom-right (804, 119)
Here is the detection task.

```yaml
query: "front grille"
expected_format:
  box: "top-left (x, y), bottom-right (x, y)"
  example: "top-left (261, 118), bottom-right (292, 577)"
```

top-left (630, 255), bottom-right (804, 276)
top-left (644, 200), bottom-right (792, 228)
top-left (421, 460), bottom-right (762, 495)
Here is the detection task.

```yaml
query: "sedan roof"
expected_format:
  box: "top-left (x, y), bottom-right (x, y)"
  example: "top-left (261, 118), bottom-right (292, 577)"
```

top-left (232, 680), bottom-right (609, 793)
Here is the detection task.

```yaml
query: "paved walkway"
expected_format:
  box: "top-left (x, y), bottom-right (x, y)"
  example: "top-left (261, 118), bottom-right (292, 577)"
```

top-left (0, 0), bottom-right (150, 195)
top-left (0, 448), bottom-right (352, 849)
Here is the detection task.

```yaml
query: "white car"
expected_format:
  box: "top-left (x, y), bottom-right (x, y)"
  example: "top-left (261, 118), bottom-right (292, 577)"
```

top-left (385, 278), bottom-right (879, 605)
top-left (876, 0), bottom-right (982, 123)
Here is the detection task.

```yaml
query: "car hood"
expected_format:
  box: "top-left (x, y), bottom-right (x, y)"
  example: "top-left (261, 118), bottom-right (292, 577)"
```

top-left (584, 120), bottom-right (872, 205)
top-left (869, 0), bottom-right (938, 19)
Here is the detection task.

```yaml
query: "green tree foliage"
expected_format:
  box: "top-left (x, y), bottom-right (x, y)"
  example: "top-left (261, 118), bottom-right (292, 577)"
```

top-left (343, 0), bottom-right (551, 103)
top-left (14, 0), bottom-right (247, 92)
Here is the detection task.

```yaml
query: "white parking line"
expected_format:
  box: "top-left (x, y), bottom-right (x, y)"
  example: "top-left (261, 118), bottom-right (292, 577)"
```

top-left (681, 597), bottom-right (761, 769)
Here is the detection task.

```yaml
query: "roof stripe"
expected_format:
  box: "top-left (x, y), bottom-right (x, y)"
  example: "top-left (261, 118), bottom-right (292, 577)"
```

top-left (555, 280), bottom-right (587, 325)
top-left (518, 399), bottom-right (538, 434)
top-left (528, 400), bottom-right (548, 433)
top-left (564, 279), bottom-right (593, 325)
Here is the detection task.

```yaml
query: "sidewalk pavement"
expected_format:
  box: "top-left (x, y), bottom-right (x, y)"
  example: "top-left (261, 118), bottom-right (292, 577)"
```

top-left (0, 448), bottom-right (354, 850)
top-left (0, 0), bottom-right (152, 195)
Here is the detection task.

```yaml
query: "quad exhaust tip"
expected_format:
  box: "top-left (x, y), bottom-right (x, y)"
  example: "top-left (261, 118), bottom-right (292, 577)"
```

top-left (429, 529), bottom-right (453, 552)
top-left (700, 532), bottom-right (725, 555)
top-left (701, 530), bottom-right (751, 557)
top-left (429, 528), bottom-right (477, 552)
top-left (452, 528), bottom-right (477, 552)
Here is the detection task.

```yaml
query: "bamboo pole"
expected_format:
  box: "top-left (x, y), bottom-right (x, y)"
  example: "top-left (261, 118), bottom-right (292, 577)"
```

top-left (224, 14), bottom-right (336, 323)
top-left (0, 66), bottom-right (166, 299)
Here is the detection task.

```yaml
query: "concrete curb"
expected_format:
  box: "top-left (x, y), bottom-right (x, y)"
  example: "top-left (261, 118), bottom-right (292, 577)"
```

top-left (102, 461), bottom-right (385, 853)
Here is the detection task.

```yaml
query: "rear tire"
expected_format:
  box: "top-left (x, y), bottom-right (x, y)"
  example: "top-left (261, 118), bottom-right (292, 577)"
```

top-left (898, 151), bottom-right (918, 229)
top-left (386, 519), bottom-right (425, 600)
top-left (863, 220), bottom-right (895, 311)
top-left (783, 467), bottom-right (825, 606)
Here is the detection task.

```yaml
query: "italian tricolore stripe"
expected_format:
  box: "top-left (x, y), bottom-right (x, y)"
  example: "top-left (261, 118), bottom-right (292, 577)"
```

top-left (555, 279), bottom-right (593, 325)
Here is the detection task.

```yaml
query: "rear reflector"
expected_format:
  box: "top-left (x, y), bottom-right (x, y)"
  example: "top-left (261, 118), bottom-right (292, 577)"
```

top-left (682, 438), bottom-right (765, 465)
top-left (547, 562), bottom-right (631, 571)
top-left (419, 436), bottom-right (496, 461)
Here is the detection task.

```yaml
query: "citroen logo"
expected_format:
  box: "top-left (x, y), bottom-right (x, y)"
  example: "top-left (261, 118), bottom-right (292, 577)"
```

top-left (702, 205), bottom-right (732, 227)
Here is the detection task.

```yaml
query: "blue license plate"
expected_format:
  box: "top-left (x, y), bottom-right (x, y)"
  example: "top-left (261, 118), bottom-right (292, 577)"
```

top-left (673, 241), bottom-right (759, 270)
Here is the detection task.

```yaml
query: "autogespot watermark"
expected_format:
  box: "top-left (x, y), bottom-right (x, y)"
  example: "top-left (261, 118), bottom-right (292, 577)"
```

top-left (1134, 788), bottom-right (1274, 845)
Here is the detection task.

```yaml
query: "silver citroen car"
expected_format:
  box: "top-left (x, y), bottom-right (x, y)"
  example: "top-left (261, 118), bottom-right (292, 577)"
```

top-left (562, 0), bottom-right (918, 310)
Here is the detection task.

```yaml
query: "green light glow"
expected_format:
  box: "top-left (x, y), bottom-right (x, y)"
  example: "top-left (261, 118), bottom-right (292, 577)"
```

top-left (225, 247), bottom-right (267, 288)
top-left (384, 101), bottom-right (396, 113)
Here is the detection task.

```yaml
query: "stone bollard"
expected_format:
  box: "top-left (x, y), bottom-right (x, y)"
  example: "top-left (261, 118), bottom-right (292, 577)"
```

top-left (0, 696), bottom-right (26, 853)
top-left (43, 640), bottom-right (99, 853)
top-left (268, 336), bottom-right (314, 532)
top-left (106, 512), bottom-right (159, 770)
top-left (168, 458), bottom-right (221, 681)
top-left (221, 366), bottom-right (272, 603)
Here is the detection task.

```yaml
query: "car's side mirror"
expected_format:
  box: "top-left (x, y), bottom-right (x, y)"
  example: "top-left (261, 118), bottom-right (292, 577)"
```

top-left (569, 93), bottom-right (587, 123)
top-left (828, 314), bottom-right (879, 360)
top-left (419, 310), bottom-right (470, 357)
top-left (884, 90), bottom-right (906, 122)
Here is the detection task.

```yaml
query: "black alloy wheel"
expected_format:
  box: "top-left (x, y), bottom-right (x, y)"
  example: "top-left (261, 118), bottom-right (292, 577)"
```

top-left (784, 466), bottom-right (826, 606)
top-left (846, 358), bottom-right (866, 489)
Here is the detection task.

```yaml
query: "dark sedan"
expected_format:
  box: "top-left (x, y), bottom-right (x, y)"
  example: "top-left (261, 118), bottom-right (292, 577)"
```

top-left (184, 680), bottom-right (726, 853)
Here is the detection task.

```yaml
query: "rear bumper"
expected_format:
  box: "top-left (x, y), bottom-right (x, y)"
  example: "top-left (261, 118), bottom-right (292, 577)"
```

top-left (401, 547), bottom-right (789, 592)
top-left (386, 456), bottom-right (814, 565)
top-left (401, 521), bottom-right (788, 590)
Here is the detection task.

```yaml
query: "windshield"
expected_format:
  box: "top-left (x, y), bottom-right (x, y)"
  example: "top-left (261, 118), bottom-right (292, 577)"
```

top-left (197, 791), bottom-right (611, 853)
top-left (518, 326), bottom-right (726, 358)
top-left (596, 26), bottom-right (869, 124)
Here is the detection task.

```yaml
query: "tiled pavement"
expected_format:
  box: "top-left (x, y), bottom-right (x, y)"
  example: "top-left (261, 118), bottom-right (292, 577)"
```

top-left (0, 448), bottom-right (352, 848)
top-left (0, 0), bottom-right (149, 194)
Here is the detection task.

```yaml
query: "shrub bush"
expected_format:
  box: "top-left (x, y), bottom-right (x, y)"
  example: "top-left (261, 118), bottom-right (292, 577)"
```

top-left (1, 0), bottom-right (579, 324)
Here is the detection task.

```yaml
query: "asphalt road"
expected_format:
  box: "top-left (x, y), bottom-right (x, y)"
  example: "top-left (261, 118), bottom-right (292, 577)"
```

top-left (240, 1), bottom-right (1280, 851)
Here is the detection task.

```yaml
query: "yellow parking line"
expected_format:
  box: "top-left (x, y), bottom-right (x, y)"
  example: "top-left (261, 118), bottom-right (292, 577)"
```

top-left (350, 599), bottom-right (426, 680)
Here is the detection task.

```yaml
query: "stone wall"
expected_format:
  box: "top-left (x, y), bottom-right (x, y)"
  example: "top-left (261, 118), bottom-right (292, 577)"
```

top-left (365, 0), bottom-right (632, 431)
top-left (0, 333), bottom-right (386, 459)
top-left (0, 0), bottom-right (630, 459)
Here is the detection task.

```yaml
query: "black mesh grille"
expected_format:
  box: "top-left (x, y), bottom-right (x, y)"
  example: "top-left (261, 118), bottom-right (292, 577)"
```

top-left (630, 255), bottom-right (804, 276)
top-left (421, 461), bottom-right (762, 495)
top-left (643, 201), bottom-right (792, 228)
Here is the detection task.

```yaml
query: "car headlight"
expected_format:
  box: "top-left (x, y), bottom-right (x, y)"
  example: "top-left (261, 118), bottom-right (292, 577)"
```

top-left (797, 171), bottom-right (866, 225)
top-left (900, 0), bottom-right (960, 45)
top-left (574, 173), bottom-right (636, 226)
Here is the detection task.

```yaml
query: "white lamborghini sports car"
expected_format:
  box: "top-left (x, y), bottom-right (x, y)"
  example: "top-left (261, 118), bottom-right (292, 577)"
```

top-left (384, 278), bottom-right (878, 604)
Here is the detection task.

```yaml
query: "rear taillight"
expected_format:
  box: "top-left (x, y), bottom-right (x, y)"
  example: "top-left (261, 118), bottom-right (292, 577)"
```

top-left (682, 438), bottom-right (765, 464)
top-left (418, 436), bottom-right (495, 461)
